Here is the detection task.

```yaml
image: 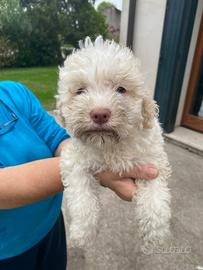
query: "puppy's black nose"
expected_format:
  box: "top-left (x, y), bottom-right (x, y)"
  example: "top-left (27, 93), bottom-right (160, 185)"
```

top-left (90, 108), bottom-right (111, 125)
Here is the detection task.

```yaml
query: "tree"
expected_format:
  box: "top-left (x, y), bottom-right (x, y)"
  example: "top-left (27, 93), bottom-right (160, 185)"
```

top-left (0, 0), bottom-right (31, 67)
top-left (19, 0), bottom-right (61, 66)
top-left (0, 36), bottom-right (18, 68)
top-left (0, 0), bottom-right (61, 66)
top-left (0, 0), bottom-right (107, 67)
top-left (0, 0), bottom-right (30, 38)
top-left (57, 0), bottom-right (107, 47)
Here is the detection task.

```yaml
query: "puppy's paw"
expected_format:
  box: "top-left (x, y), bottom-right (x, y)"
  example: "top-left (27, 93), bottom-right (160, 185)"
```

top-left (140, 226), bottom-right (171, 255)
top-left (142, 224), bottom-right (171, 247)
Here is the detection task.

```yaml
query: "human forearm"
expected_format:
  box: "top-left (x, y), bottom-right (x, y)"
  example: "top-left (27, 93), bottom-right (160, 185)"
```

top-left (0, 158), bottom-right (62, 209)
top-left (0, 154), bottom-right (158, 209)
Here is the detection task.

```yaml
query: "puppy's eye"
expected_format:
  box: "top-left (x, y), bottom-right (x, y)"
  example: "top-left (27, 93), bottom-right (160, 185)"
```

top-left (116, 86), bottom-right (127, 94)
top-left (76, 88), bottom-right (86, 95)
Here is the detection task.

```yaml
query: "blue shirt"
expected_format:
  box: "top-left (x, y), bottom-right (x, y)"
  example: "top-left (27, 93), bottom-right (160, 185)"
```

top-left (0, 81), bottom-right (69, 259)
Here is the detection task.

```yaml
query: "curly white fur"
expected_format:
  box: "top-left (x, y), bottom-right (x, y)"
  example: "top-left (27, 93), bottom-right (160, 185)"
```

top-left (57, 36), bottom-right (171, 247)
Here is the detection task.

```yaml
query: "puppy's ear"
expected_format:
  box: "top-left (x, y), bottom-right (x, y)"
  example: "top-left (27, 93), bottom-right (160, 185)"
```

top-left (142, 98), bottom-right (159, 129)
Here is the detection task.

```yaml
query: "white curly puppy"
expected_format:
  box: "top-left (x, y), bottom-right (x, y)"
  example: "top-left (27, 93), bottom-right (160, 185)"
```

top-left (57, 36), bottom-right (171, 247)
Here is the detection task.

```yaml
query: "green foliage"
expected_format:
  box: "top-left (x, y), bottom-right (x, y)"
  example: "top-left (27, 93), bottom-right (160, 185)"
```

top-left (0, 36), bottom-right (18, 68)
top-left (0, 0), bottom-right (107, 67)
top-left (58, 0), bottom-right (107, 47)
top-left (0, 0), bottom-right (30, 37)
top-left (18, 0), bottom-right (61, 66)
top-left (0, 0), bottom-right (31, 67)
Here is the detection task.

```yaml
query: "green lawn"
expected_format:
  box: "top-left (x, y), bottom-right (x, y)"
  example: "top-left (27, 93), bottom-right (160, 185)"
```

top-left (0, 66), bottom-right (58, 110)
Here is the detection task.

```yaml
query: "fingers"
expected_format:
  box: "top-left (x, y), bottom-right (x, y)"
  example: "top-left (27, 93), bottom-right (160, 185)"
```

top-left (107, 178), bottom-right (137, 201)
top-left (97, 163), bottom-right (159, 202)
top-left (122, 164), bottom-right (159, 180)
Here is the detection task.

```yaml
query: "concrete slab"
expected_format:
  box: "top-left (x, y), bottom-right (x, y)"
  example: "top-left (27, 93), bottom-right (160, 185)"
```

top-left (62, 142), bottom-right (203, 270)
top-left (164, 127), bottom-right (203, 156)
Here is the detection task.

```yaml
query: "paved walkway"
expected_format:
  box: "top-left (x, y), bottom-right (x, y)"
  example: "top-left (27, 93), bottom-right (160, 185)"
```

top-left (62, 142), bottom-right (203, 270)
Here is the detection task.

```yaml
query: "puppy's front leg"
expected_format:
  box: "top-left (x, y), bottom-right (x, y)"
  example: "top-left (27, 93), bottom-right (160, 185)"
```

top-left (62, 166), bottom-right (100, 247)
top-left (134, 177), bottom-right (171, 247)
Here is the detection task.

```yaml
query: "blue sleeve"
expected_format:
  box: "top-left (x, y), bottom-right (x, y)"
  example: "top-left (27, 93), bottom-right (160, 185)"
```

top-left (9, 82), bottom-right (70, 154)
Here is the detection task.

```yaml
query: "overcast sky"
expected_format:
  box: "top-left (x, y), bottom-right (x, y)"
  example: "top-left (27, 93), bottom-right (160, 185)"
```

top-left (95, 0), bottom-right (122, 10)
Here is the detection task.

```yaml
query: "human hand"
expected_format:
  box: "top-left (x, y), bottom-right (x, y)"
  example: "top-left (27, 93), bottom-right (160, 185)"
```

top-left (96, 164), bottom-right (159, 201)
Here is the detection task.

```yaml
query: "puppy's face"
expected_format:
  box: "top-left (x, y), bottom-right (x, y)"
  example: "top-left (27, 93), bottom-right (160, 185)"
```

top-left (58, 38), bottom-right (158, 147)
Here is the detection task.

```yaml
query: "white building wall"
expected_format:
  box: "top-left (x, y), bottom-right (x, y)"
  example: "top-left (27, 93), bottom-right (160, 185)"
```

top-left (132, 0), bottom-right (167, 96)
top-left (120, 0), bottom-right (130, 45)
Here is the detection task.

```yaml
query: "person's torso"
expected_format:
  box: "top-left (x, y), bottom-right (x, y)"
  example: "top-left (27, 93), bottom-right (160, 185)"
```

top-left (0, 82), bottom-right (63, 259)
